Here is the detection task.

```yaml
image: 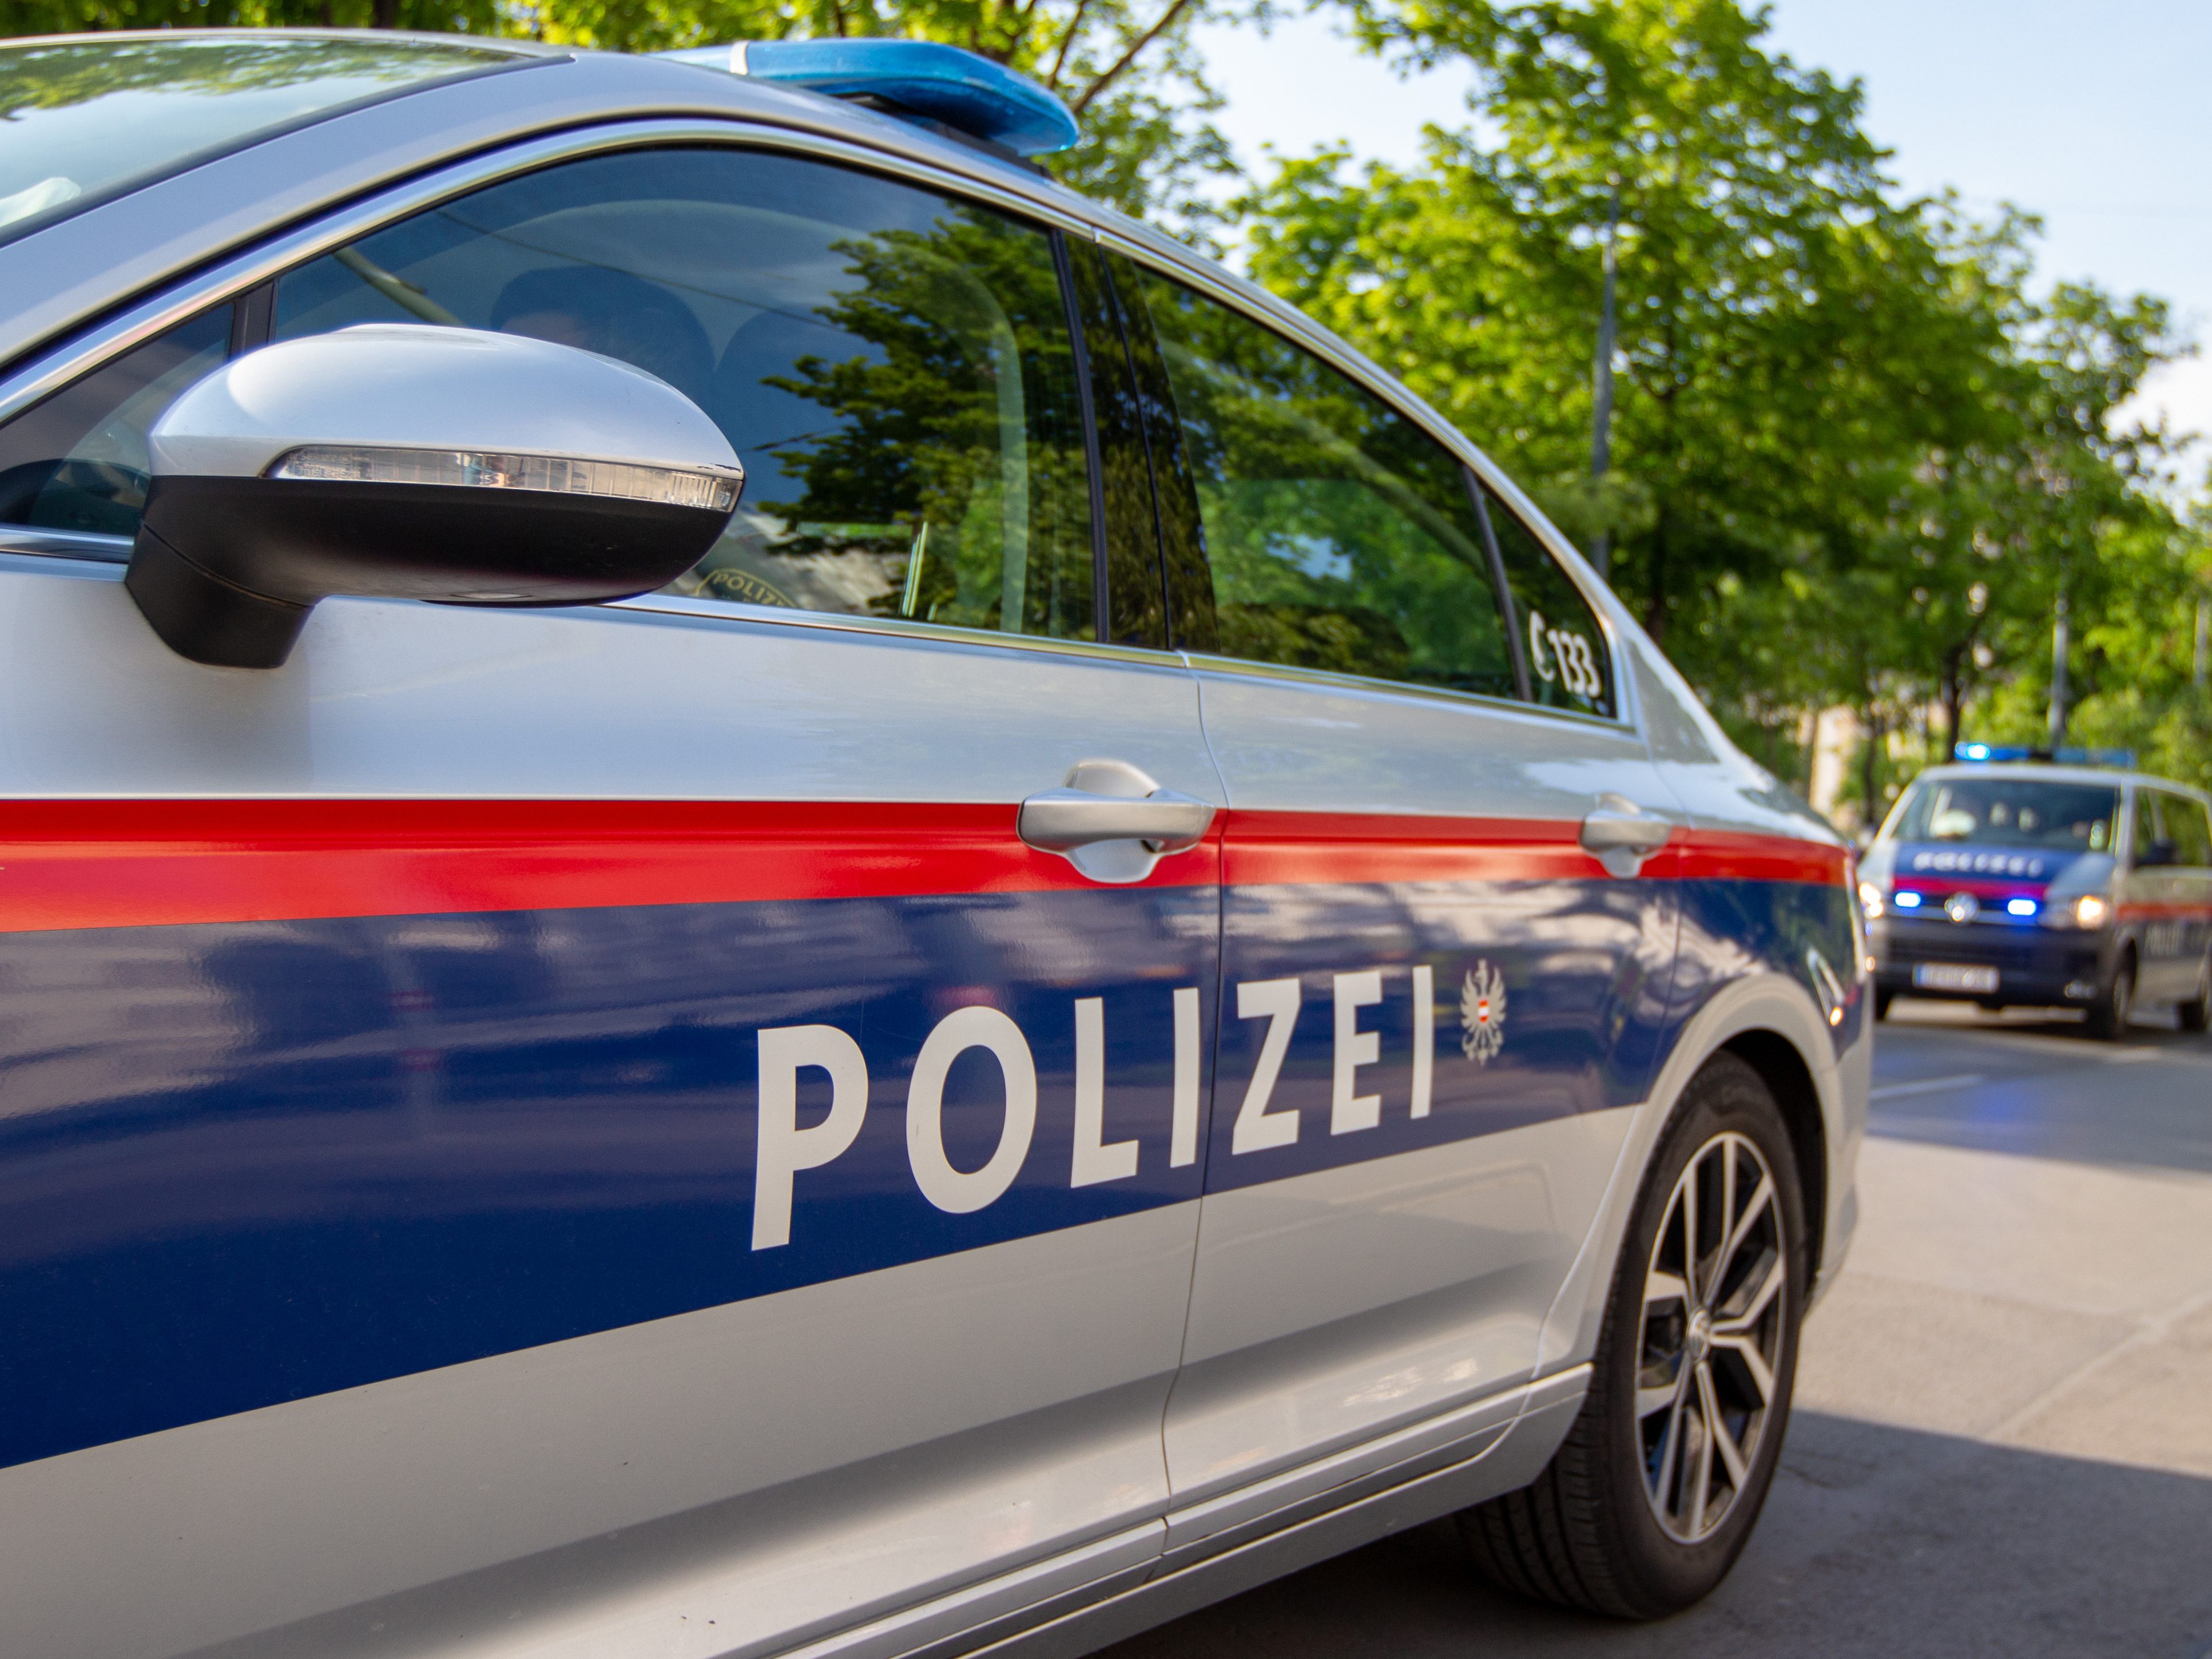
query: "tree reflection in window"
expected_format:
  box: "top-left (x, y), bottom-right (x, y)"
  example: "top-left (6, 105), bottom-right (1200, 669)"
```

top-left (685, 206), bottom-right (1094, 643)
top-left (1131, 268), bottom-right (1517, 699)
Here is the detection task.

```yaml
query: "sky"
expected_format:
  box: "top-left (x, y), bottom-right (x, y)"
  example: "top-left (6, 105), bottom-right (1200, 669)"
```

top-left (1193, 1), bottom-right (2212, 478)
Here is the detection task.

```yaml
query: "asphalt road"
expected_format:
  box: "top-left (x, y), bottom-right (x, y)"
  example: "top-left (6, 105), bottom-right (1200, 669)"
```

top-left (1103, 998), bottom-right (2212, 1659)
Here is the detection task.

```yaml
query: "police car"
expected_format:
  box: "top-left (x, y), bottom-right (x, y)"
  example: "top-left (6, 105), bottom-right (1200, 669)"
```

top-left (1861, 751), bottom-right (2212, 1038)
top-left (0, 30), bottom-right (1865, 1658)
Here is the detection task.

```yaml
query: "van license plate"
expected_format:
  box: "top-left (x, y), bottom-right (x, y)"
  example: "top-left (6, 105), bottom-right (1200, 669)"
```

top-left (1915, 963), bottom-right (1999, 993)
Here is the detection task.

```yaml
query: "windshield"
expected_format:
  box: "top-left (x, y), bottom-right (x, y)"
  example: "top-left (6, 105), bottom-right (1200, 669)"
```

top-left (1891, 776), bottom-right (2119, 853)
top-left (0, 34), bottom-right (533, 246)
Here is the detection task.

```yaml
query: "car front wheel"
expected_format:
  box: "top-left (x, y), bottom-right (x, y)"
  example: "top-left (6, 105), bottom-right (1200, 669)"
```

top-left (2179, 955), bottom-right (2210, 1034)
top-left (1456, 1051), bottom-right (1807, 1618)
top-left (2085, 954), bottom-right (2135, 1042)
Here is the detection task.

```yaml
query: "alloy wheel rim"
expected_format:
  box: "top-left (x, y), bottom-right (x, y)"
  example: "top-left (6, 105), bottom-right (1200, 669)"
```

top-left (1635, 1130), bottom-right (1788, 1544)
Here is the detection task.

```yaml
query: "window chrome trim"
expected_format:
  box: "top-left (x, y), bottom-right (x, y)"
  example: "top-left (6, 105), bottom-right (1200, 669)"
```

top-left (1181, 650), bottom-right (1637, 735)
top-left (0, 116), bottom-right (1101, 434)
top-left (611, 590), bottom-right (1192, 670)
top-left (0, 525), bottom-right (131, 562)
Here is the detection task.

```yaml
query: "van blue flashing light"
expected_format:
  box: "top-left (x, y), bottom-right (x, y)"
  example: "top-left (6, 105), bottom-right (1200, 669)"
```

top-left (1952, 742), bottom-right (2136, 768)
top-left (2006, 897), bottom-right (2039, 918)
top-left (1893, 890), bottom-right (1924, 908)
top-left (657, 39), bottom-right (1082, 157)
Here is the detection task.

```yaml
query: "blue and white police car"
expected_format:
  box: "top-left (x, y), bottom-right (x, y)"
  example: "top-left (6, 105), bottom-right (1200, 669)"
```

top-left (1861, 751), bottom-right (2212, 1037)
top-left (0, 30), bottom-right (1865, 1658)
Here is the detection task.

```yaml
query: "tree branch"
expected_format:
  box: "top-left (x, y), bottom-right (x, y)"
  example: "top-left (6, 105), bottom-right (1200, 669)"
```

top-left (1002, 0), bottom-right (1048, 60)
top-left (1069, 0), bottom-right (1194, 116)
top-left (1045, 0), bottom-right (1093, 90)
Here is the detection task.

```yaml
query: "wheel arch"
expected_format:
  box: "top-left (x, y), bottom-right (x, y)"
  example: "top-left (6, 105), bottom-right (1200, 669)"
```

top-left (1717, 1028), bottom-right (1828, 1276)
top-left (1530, 971), bottom-right (1866, 1380)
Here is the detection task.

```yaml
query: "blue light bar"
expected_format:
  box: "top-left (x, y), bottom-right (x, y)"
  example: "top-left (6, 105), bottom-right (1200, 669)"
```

top-left (1951, 741), bottom-right (2136, 768)
top-left (1893, 890), bottom-right (1924, 908)
top-left (657, 39), bottom-right (1082, 157)
top-left (2006, 897), bottom-right (2039, 917)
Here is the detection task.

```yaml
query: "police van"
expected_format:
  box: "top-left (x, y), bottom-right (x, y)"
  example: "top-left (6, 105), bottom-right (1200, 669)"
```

top-left (1861, 751), bottom-right (2212, 1037)
top-left (0, 30), bottom-right (1866, 1659)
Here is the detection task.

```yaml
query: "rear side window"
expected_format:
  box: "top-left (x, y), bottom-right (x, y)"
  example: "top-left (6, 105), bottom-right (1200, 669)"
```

top-left (2157, 792), bottom-right (2211, 866)
top-left (1131, 268), bottom-right (1518, 701)
top-left (272, 149), bottom-right (1099, 642)
top-left (1478, 486), bottom-right (1616, 720)
top-left (2177, 796), bottom-right (2212, 871)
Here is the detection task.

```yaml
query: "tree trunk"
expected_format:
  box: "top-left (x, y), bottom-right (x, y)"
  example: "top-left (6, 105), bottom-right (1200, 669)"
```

top-left (1940, 648), bottom-right (1964, 761)
top-left (1587, 185), bottom-right (1619, 581)
top-left (1859, 705), bottom-right (1883, 835)
top-left (372, 0), bottom-right (399, 26)
top-left (1642, 502), bottom-right (1670, 644)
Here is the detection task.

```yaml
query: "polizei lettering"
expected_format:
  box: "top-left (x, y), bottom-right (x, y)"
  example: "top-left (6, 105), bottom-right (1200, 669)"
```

top-left (752, 969), bottom-right (1449, 1249)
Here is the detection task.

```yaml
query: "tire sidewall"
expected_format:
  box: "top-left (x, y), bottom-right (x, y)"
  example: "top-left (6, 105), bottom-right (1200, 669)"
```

top-left (1594, 1054), bottom-right (1810, 1609)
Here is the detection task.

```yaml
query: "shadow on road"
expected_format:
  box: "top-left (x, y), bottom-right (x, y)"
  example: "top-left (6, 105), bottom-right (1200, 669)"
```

top-left (1099, 1411), bottom-right (2212, 1658)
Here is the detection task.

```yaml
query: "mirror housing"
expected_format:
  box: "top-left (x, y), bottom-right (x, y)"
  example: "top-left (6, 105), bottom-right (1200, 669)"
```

top-left (127, 325), bottom-right (743, 668)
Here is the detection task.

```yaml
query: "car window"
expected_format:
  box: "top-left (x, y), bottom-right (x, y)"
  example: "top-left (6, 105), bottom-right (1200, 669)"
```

top-left (2159, 792), bottom-right (2212, 871)
top-left (2131, 789), bottom-right (2165, 862)
top-left (1063, 237), bottom-right (1163, 649)
top-left (2157, 791), bottom-right (2210, 866)
top-left (1477, 486), bottom-right (1617, 720)
top-left (1099, 251), bottom-right (1216, 654)
top-left (0, 305), bottom-right (233, 537)
top-left (1892, 777), bottom-right (2119, 851)
top-left (1130, 267), bottom-right (1517, 700)
top-left (267, 148), bottom-right (1098, 642)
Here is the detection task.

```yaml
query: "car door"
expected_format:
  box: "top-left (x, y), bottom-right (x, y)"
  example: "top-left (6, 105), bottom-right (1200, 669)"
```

top-left (2122, 786), bottom-right (2180, 998)
top-left (1109, 257), bottom-right (1680, 1546)
top-left (0, 140), bottom-right (1221, 1659)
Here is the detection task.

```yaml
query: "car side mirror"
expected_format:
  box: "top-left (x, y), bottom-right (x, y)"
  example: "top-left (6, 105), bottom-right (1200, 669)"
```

top-left (126, 324), bottom-right (743, 668)
top-left (2135, 839), bottom-right (2178, 868)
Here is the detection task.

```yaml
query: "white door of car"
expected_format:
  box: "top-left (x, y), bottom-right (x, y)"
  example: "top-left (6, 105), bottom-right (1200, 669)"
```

top-left (0, 138), bottom-right (1224, 1659)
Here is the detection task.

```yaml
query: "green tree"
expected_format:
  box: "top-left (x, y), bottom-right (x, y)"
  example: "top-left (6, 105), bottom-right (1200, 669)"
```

top-left (1238, 0), bottom-right (2193, 810)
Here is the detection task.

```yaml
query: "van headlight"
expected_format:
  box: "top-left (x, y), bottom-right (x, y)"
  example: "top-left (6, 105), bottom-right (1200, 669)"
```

top-left (2047, 892), bottom-right (2111, 930)
top-left (1857, 880), bottom-right (1887, 920)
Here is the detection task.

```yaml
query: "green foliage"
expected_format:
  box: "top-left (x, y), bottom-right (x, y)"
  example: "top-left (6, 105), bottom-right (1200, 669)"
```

top-left (765, 207), bottom-right (1097, 634)
top-left (1240, 0), bottom-right (2201, 811)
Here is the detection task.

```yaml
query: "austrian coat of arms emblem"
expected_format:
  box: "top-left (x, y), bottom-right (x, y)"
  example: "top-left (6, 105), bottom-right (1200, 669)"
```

top-left (1460, 962), bottom-right (1507, 1063)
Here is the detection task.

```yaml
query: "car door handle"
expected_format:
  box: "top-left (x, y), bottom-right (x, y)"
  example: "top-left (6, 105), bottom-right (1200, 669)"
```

top-left (1019, 787), bottom-right (1216, 854)
top-left (1580, 793), bottom-right (1674, 878)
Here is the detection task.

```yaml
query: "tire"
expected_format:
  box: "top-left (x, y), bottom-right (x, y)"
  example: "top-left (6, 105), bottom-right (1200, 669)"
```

top-left (2179, 956), bottom-right (2210, 1034)
top-left (2084, 954), bottom-right (2135, 1042)
top-left (1456, 1051), bottom-right (1808, 1618)
top-left (1873, 987), bottom-right (1895, 1021)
